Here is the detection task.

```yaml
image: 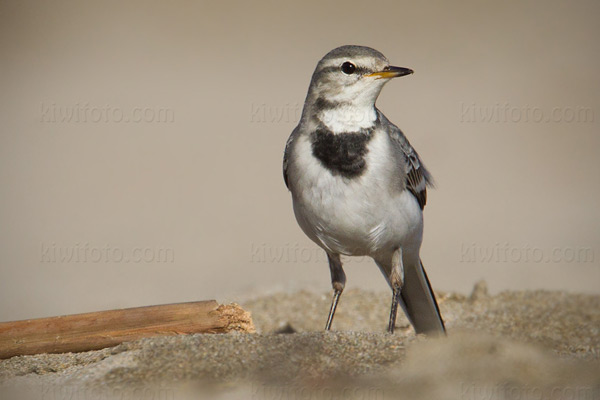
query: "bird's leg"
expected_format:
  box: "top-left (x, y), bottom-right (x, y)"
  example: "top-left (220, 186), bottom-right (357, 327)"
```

top-left (388, 248), bottom-right (404, 334)
top-left (325, 253), bottom-right (346, 331)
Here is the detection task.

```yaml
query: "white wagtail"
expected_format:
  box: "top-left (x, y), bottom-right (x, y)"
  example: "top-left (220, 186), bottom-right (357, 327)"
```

top-left (283, 45), bottom-right (445, 335)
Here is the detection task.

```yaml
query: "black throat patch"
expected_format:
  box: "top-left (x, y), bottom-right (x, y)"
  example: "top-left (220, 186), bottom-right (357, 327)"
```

top-left (311, 125), bottom-right (375, 178)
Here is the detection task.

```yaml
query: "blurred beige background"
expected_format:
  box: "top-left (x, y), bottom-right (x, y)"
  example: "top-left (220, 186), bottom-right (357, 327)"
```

top-left (1, 0), bottom-right (598, 322)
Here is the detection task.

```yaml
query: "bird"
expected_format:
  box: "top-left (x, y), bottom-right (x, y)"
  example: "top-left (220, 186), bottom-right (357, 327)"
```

top-left (282, 45), bottom-right (445, 335)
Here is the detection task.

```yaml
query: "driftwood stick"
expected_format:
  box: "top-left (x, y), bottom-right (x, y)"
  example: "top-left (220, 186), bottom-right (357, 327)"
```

top-left (0, 300), bottom-right (255, 359)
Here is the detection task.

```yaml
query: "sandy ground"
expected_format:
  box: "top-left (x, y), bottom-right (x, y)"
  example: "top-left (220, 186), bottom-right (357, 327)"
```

top-left (1, 282), bottom-right (599, 400)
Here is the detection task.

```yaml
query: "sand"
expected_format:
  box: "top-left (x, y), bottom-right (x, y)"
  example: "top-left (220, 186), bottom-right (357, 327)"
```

top-left (1, 282), bottom-right (599, 400)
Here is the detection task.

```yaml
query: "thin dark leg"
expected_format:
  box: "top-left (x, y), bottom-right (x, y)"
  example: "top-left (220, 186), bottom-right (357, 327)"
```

top-left (388, 288), bottom-right (400, 333)
top-left (325, 253), bottom-right (345, 331)
top-left (387, 248), bottom-right (404, 334)
top-left (325, 289), bottom-right (342, 330)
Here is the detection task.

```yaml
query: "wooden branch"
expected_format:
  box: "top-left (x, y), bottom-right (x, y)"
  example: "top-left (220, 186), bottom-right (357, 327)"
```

top-left (0, 300), bottom-right (255, 359)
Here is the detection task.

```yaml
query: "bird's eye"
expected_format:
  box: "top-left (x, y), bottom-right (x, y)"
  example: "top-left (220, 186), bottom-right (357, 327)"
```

top-left (341, 61), bottom-right (356, 75)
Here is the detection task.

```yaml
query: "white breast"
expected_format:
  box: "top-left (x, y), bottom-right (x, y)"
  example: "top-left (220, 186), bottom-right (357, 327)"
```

top-left (288, 129), bottom-right (423, 257)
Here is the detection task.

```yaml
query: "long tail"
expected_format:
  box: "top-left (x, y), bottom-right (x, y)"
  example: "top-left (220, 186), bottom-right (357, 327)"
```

top-left (399, 259), bottom-right (446, 335)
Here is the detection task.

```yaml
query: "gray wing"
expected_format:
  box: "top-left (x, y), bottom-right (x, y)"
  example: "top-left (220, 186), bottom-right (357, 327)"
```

top-left (387, 122), bottom-right (433, 210)
top-left (283, 126), bottom-right (300, 189)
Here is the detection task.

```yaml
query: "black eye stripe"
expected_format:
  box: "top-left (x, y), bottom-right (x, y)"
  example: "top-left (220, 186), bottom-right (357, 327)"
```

top-left (316, 64), bottom-right (370, 76)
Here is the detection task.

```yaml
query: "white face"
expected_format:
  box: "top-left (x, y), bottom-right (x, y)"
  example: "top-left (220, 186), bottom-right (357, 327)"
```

top-left (312, 56), bottom-right (392, 107)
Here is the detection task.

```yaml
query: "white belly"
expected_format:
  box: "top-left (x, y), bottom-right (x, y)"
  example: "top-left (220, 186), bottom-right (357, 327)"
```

top-left (289, 130), bottom-right (423, 257)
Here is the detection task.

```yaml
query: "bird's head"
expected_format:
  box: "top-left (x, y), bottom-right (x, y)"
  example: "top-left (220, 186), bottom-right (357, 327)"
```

top-left (305, 45), bottom-right (413, 114)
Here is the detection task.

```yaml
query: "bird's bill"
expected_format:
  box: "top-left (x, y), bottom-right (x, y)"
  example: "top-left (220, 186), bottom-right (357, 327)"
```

top-left (366, 66), bottom-right (414, 80)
